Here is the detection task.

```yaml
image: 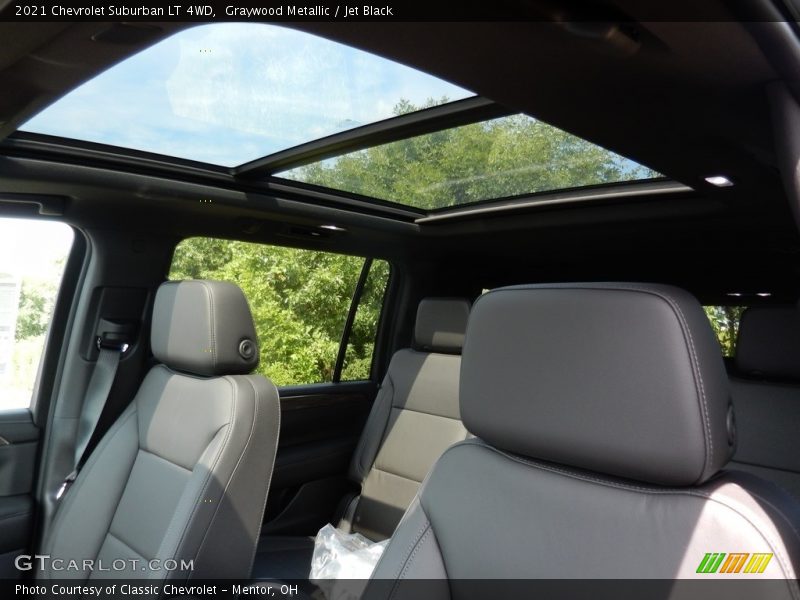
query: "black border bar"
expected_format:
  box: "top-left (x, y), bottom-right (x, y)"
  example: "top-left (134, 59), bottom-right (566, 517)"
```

top-left (1, 0), bottom-right (799, 22)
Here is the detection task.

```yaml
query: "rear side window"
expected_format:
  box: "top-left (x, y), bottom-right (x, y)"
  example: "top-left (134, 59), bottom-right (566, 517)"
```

top-left (703, 305), bottom-right (746, 357)
top-left (0, 218), bottom-right (74, 411)
top-left (169, 238), bottom-right (390, 386)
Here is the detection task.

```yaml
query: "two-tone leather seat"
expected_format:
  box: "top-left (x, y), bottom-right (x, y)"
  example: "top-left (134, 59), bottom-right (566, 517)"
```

top-left (729, 306), bottom-right (800, 501)
top-left (39, 280), bottom-right (280, 580)
top-left (368, 284), bottom-right (800, 593)
top-left (254, 297), bottom-right (470, 579)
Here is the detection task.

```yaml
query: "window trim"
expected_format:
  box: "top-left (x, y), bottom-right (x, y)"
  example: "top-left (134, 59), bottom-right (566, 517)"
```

top-left (333, 257), bottom-right (373, 383)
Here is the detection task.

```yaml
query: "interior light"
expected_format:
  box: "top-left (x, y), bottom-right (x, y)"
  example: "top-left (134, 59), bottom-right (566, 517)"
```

top-left (319, 224), bottom-right (347, 232)
top-left (705, 175), bottom-right (734, 187)
top-left (726, 291), bottom-right (772, 298)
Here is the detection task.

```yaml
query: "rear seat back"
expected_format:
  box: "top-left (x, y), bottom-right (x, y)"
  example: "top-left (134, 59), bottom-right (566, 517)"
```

top-left (339, 297), bottom-right (471, 540)
top-left (729, 306), bottom-right (800, 501)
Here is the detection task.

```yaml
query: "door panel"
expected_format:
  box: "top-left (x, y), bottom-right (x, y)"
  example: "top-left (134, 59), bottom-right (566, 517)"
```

top-left (262, 381), bottom-right (375, 536)
top-left (0, 409), bottom-right (39, 576)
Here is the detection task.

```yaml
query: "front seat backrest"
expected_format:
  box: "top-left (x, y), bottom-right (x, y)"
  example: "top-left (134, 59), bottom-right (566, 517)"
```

top-left (342, 297), bottom-right (471, 541)
top-left (370, 283), bottom-right (800, 593)
top-left (729, 306), bottom-right (800, 501)
top-left (40, 280), bottom-right (280, 580)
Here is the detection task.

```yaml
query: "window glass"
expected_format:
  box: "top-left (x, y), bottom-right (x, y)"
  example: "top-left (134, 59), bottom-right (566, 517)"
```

top-left (21, 23), bottom-right (471, 167)
top-left (278, 111), bottom-right (662, 210)
top-left (169, 238), bottom-right (389, 386)
top-left (341, 260), bottom-right (391, 381)
top-left (703, 305), bottom-right (746, 357)
top-left (0, 218), bottom-right (73, 410)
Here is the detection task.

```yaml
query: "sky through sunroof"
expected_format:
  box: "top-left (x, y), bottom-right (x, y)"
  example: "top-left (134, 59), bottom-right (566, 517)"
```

top-left (20, 23), bottom-right (473, 166)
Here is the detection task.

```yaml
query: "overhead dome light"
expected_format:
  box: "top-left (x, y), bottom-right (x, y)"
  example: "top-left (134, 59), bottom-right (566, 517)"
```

top-left (319, 224), bottom-right (347, 232)
top-left (726, 291), bottom-right (772, 298)
top-left (705, 175), bottom-right (734, 187)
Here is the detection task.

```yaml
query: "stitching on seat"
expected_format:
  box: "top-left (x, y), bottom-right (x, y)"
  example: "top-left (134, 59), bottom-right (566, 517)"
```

top-left (392, 519), bottom-right (431, 580)
top-left (593, 285), bottom-right (714, 481)
top-left (138, 447), bottom-right (192, 472)
top-left (247, 378), bottom-right (280, 577)
top-left (105, 530), bottom-right (150, 562)
top-left (605, 285), bottom-right (713, 481)
top-left (386, 519), bottom-right (431, 599)
top-left (198, 281), bottom-right (216, 371)
top-left (450, 439), bottom-right (798, 583)
top-left (370, 465), bottom-right (423, 485)
top-left (488, 283), bottom-right (716, 482)
top-left (163, 376), bottom-right (235, 575)
top-left (44, 407), bottom-right (139, 573)
top-left (357, 373), bottom-right (394, 483)
top-left (389, 405), bottom-right (463, 421)
top-left (192, 375), bottom-right (273, 579)
top-left (398, 527), bottom-right (433, 581)
top-left (618, 284), bottom-right (714, 481)
top-left (191, 376), bottom-right (250, 577)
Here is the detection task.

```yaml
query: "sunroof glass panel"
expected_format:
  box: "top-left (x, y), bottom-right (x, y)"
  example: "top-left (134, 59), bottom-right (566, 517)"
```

top-left (19, 24), bottom-right (473, 167)
top-left (276, 113), bottom-right (662, 210)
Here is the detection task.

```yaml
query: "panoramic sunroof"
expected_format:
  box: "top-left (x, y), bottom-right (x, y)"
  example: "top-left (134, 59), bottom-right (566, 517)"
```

top-left (19, 23), bottom-right (472, 167)
top-left (18, 22), bottom-right (663, 212)
top-left (275, 113), bottom-right (662, 211)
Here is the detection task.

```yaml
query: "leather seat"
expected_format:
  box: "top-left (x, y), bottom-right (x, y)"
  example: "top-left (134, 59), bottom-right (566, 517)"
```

top-left (368, 283), bottom-right (800, 592)
top-left (253, 297), bottom-right (470, 579)
top-left (729, 306), bottom-right (800, 501)
top-left (39, 280), bottom-right (280, 580)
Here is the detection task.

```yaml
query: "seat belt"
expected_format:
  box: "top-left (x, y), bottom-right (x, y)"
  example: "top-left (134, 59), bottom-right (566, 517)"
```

top-left (56, 328), bottom-right (131, 500)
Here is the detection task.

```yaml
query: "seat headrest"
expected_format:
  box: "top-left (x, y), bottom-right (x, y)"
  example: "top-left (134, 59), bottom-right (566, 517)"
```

top-left (461, 283), bottom-right (734, 486)
top-left (414, 298), bottom-right (471, 354)
top-left (151, 280), bottom-right (260, 377)
top-left (735, 306), bottom-right (800, 380)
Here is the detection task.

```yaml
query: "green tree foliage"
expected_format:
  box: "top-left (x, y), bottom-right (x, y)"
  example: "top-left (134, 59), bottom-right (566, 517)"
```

top-left (286, 99), bottom-right (660, 210)
top-left (168, 99), bottom-right (741, 384)
top-left (703, 306), bottom-right (746, 357)
top-left (15, 279), bottom-right (57, 341)
top-left (170, 240), bottom-right (388, 386)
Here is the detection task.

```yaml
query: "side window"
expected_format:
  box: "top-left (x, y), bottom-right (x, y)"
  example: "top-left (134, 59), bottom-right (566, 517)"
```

top-left (703, 305), bottom-right (746, 357)
top-left (341, 260), bottom-right (390, 381)
top-left (168, 238), bottom-right (390, 386)
top-left (0, 218), bottom-right (74, 411)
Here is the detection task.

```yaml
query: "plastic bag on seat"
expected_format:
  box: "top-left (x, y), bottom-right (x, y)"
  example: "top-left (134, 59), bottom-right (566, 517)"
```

top-left (310, 523), bottom-right (389, 581)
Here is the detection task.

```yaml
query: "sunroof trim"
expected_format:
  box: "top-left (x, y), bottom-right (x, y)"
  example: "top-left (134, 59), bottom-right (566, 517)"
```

top-left (235, 96), bottom-right (510, 177)
top-left (3, 131), bottom-right (233, 176)
top-left (266, 179), bottom-right (426, 219)
top-left (0, 131), bottom-right (426, 220)
top-left (414, 179), bottom-right (692, 224)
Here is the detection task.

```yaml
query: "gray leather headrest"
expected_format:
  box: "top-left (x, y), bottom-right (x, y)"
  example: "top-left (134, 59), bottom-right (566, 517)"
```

top-left (151, 280), bottom-right (260, 377)
top-left (461, 283), bottom-right (734, 486)
top-left (414, 298), bottom-right (471, 354)
top-left (735, 306), bottom-right (800, 380)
